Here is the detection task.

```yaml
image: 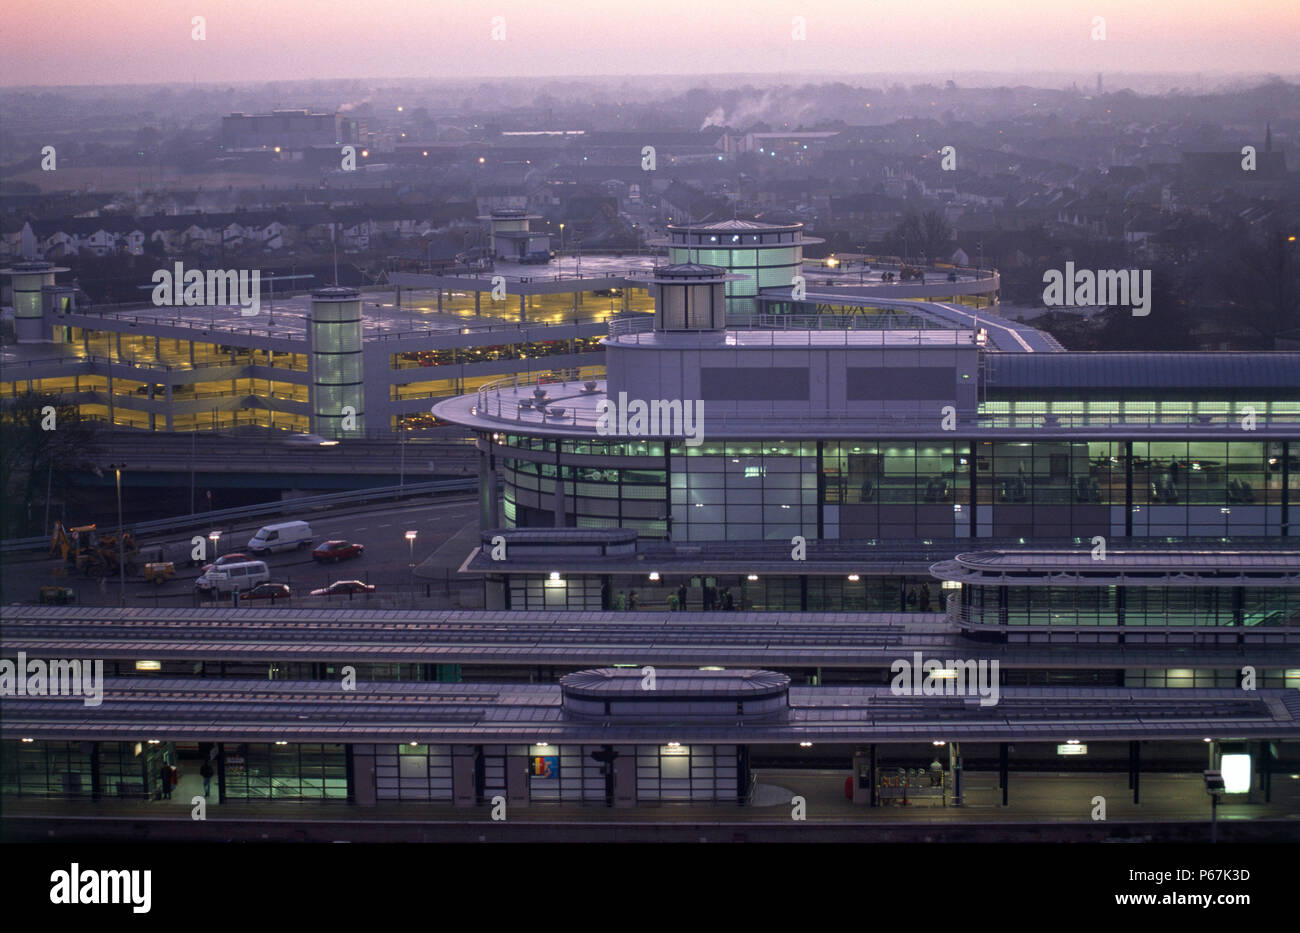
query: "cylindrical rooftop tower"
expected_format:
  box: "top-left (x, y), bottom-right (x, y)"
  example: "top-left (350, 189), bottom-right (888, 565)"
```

top-left (660, 219), bottom-right (821, 316)
top-left (642, 263), bottom-right (734, 332)
top-left (2, 260), bottom-right (69, 343)
top-left (309, 286), bottom-right (365, 439)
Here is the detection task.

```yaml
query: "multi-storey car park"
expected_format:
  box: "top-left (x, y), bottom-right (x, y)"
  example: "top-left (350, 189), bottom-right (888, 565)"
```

top-left (1, 217), bottom-right (1000, 438)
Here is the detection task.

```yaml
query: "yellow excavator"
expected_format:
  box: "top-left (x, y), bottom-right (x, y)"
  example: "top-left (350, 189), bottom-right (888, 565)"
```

top-left (50, 521), bottom-right (139, 577)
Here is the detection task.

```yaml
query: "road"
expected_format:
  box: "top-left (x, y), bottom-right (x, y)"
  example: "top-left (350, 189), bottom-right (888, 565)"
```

top-left (5, 495), bottom-right (480, 607)
top-left (95, 430), bottom-right (479, 477)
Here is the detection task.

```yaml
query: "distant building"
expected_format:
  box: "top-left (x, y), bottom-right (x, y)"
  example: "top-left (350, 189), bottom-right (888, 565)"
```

top-left (220, 110), bottom-right (358, 150)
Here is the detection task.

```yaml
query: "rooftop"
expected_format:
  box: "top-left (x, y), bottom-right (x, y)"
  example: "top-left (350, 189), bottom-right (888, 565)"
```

top-left (931, 548), bottom-right (1300, 586)
top-left (436, 374), bottom-right (1300, 439)
top-left (4, 676), bottom-right (1296, 744)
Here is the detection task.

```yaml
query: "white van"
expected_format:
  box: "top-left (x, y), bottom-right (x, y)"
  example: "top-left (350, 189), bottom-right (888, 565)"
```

top-left (196, 560), bottom-right (270, 596)
top-left (247, 521), bottom-right (313, 555)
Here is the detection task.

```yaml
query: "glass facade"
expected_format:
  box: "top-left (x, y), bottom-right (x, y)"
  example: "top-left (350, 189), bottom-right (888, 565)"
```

top-left (959, 584), bottom-right (1300, 627)
top-left (494, 435), bottom-right (1294, 541)
top-left (670, 441), bottom-right (818, 541)
top-left (221, 742), bottom-right (348, 800)
top-left (0, 739), bottom-right (164, 799)
top-left (374, 743), bottom-right (454, 801)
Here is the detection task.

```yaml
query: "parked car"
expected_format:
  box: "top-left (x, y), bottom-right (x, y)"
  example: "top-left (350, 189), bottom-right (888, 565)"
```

top-left (309, 580), bottom-right (376, 598)
top-left (243, 582), bottom-right (292, 602)
top-left (312, 539), bottom-right (365, 563)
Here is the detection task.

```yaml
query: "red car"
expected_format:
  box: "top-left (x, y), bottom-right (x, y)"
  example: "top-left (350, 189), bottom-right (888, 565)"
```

top-left (309, 580), bottom-right (375, 598)
top-left (312, 540), bottom-right (365, 563)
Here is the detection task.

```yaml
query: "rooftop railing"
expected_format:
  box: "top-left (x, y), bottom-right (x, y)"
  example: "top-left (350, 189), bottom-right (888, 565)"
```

top-left (470, 377), bottom-right (1300, 434)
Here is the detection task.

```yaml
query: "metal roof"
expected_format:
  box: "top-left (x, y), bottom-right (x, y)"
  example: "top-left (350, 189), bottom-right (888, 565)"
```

top-left (985, 352), bottom-right (1300, 390)
top-left (3, 677), bottom-right (1296, 745)
top-left (668, 219), bottom-right (798, 231)
top-left (4, 607), bottom-right (1298, 670)
top-left (931, 548), bottom-right (1300, 586)
top-left (560, 668), bottom-right (789, 697)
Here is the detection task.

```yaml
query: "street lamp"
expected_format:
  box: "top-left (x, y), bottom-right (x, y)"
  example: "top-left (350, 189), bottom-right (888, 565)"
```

top-left (405, 530), bottom-right (417, 568)
top-left (558, 223), bottom-right (565, 257)
top-left (108, 463), bottom-right (126, 607)
top-left (209, 530), bottom-right (221, 561)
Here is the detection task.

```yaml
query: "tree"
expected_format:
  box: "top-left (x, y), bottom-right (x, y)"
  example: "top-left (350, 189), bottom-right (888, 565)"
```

top-left (1092, 269), bottom-right (1200, 351)
top-left (0, 394), bottom-right (102, 538)
top-left (1215, 229), bottom-right (1300, 349)
top-left (891, 210), bottom-right (953, 261)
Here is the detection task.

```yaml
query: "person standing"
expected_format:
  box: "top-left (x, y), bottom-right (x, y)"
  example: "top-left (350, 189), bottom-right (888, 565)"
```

top-left (199, 758), bottom-right (214, 797)
top-left (677, 582), bottom-right (688, 611)
top-left (627, 589), bottom-right (639, 611)
top-left (919, 585), bottom-right (932, 613)
top-left (159, 761), bottom-right (172, 800)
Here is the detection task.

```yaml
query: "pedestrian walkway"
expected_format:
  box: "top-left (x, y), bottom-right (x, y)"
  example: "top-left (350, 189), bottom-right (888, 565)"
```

top-left (5, 771), bottom-right (1297, 825)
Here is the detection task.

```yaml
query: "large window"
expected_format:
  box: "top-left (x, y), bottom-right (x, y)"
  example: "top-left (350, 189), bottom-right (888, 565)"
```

top-left (221, 743), bottom-right (347, 800)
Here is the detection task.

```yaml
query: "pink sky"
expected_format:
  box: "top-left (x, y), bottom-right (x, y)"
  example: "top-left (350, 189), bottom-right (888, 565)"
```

top-left (2, 0), bottom-right (1297, 86)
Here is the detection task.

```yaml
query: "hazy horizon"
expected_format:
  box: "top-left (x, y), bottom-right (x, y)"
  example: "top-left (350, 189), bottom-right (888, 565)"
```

top-left (3, 0), bottom-right (1298, 88)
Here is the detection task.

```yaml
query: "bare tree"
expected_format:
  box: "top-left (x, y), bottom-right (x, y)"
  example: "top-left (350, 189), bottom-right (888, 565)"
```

top-left (892, 210), bottom-right (954, 261)
top-left (0, 394), bottom-right (102, 538)
top-left (1216, 229), bottom-right (1300, 349)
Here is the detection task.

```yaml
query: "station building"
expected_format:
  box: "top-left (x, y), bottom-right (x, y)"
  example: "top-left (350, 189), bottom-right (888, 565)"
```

top-left (3, 660), bottom-right (1296, 810)
top-left (434, 263), bottom-right (1299, 546)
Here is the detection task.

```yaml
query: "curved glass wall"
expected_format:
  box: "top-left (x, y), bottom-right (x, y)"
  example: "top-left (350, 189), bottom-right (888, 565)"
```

top-left (492, 434), bottom-right (1294, 541)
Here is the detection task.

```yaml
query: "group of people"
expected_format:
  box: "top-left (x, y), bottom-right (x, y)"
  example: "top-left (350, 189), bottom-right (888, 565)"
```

top-left (906, 583), bottom-right (934, 612)
top-left (664, 581), bottom-right (736, 611)
top-left (604, 581), bottom-right (739, 612)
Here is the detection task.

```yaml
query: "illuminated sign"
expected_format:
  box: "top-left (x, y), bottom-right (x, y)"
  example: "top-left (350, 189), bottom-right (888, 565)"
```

top-left (1221, 753), bottom-right (1251, 794)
